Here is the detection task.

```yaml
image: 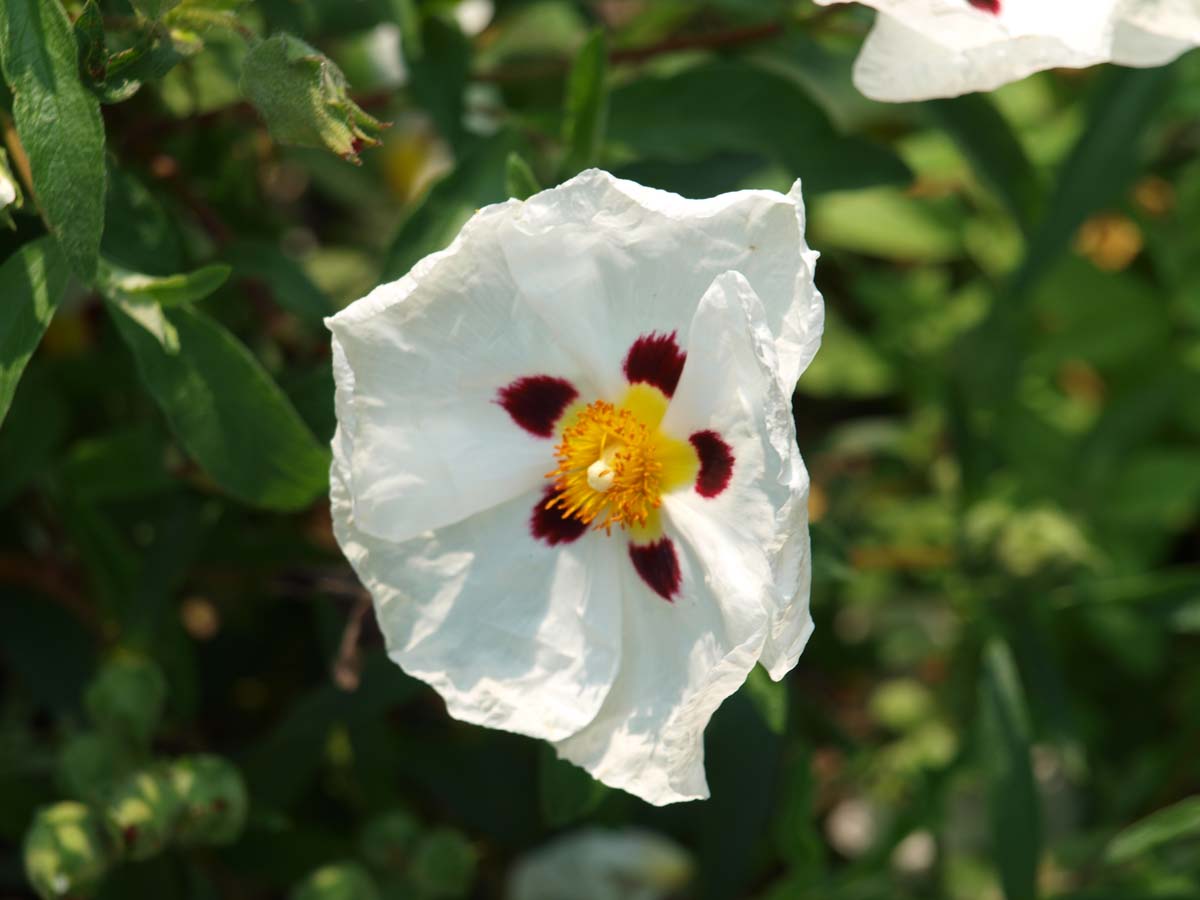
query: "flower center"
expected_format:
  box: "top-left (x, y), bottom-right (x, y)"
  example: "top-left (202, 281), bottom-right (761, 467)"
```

top-left (545, 386), bottom-right (699, 535)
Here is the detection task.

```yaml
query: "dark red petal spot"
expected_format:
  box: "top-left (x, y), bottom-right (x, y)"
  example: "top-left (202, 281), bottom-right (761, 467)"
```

top-left (690, 430), bottom-right (734, 498)
top-left (123, 825), bottom-right (139, 847)
top-left (531, 487), bottom-right (589, 546)
top-left (968, 0), bottom-right (1000, 13)
top-left (629, 538), bottom-right (681, 602)
top-left (497, 375), bottom-right (579, 438)
top-left (623, 331), bottom-right (687, 397)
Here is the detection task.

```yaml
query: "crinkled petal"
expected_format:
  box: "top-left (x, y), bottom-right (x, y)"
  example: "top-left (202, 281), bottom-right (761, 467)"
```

top-left (552, 271), bottom-right (807, 805)
top-left (497, 169), bottom-right (823, 397)
top-left (662, 271), bottom-right (813, 681)
top-left (328, 203), bottom-right (596, 545)
top-left (816, 0), bottom-right (1199, 101)
top-left (331, 348), bottom-right (622, 742)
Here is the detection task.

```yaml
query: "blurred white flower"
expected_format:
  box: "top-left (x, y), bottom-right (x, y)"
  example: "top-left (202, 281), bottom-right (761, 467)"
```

top-left (455, 0), bottom-right (494, 36)
top-left (815, 0), bottom-right (1200, 101)
top-left (826, 796), bottom-right (879, 858)
top-left (507, 828), bottom-right (691, 900)
top-left (327, 169), bottom-right (823, 805)
top-left (0, 173), bottom-right (15, 208)
top-left (891, 829), bottom-right (937, 875)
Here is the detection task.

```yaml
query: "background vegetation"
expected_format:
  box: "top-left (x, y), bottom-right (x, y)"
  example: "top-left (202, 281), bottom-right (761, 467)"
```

top-left (2, 0), bottom-right (1199, 898)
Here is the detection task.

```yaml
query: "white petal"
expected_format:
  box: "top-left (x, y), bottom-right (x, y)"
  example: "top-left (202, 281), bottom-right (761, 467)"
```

top-left (662, 271), bottom-right (814, 681)
top-left (818, 0), bottom-right (1199, 101)
top-left (552, 524), bottom-right (768, 805)
top-left (497, 169), bottom-right (823, 396)
top-left (328, 203), bottom-right (596, 545)
top-left (331, 463), bottom-right (624, 742)
top-left (553, 271), bottom-right (814, 805)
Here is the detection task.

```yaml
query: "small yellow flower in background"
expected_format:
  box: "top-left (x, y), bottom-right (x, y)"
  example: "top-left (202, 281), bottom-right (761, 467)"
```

top-left (814, 0), bottom-right (1200, 101)
top-left (328, 170), bottom-right (823, 805)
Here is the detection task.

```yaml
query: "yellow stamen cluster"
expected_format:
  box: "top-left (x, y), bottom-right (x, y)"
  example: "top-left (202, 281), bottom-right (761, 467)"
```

top-left (547, 400), bottom-right (663, 533)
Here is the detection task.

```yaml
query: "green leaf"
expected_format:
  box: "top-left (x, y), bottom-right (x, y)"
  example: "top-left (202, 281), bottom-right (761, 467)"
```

top-left (978, 639), bottom-right (1042, 900)
top-left (537, 745), bottom-right (607, 828)
top-left (292, 862), bottom-right (382, 900)
top-left (927, 93), bottom-right (1041, 233)
top-left (0, 0), bottom-right (107, 281)
top-left (559, 29), bottom-right (608, 178)
top-left (1013, 66), bottom-right (1173, 299)
top-left (99, 260), bottom-right (232, 307)
top-left (743, 666), bottom-right (787, 735)
top-left (107, 299), bottom-right (330, 511)
top-left (1106, 796), bottom-right (1200, 864)
top-left (608, 60), bottom-right (910, 194)
top-left (0, 238), bottom-right (69, 427)
top-left (131, 0), bottom-right (181, 20)
top-left (505, 152), bottom-right (541, 201)
top-left (407, 14), bottom-right (470, 149)
top-left (381, 134), bottom-right (514, 282)
top-left (241, 33), bottom-right (389, 163)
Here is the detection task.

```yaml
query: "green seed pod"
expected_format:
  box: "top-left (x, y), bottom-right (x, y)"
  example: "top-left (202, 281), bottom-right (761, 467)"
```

top-left (291, 862), bottom-right (382, 900)
top-left (104, 766), bottom-right (182, 861)
top-left (409, 828), bottom-right (478, 899)
top-left (240, 34), bottom-right (390, 164)
top-left (169, 755), bottom-right (249, 846)
top-left (84, 657), bottom-right (167, 750)
top-left (24, 802), bottom-right (120, 900)
top-left (359, 810), bottom-right (421, 872)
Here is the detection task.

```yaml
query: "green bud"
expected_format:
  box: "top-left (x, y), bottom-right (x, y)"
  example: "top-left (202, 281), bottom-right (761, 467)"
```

top-left (292, 862), bottom-right (382, 900)
top-left (359, 810), bottom-right (421, 872)
top-left (169, 755), bottom-right (249, 846)
top-left (56, 732), bottom-right (132, 804)
top-left (104, 766), bottom-right (182, 861)
top-left (84, 656), bottom-right (167, 749)
top-left (24, 802), bottom-right (120, 900)
top-left (240, 34), bottom-right (390, 164)
top-left (410, 828), bottom-right (477, 899)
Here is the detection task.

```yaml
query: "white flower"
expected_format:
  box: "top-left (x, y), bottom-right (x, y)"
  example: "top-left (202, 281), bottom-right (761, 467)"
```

top-left (327, 169), bottom-right (823, 805)
top-left (816, 0), bottom-right (1200, 101)
top-left (507, 828), bottom-right (692, 900)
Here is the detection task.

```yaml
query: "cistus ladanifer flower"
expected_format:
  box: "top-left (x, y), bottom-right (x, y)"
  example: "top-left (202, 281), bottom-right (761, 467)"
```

top-left (327, 170), bottom-right (823, 805)
top-left (815, 0), bottom-right (1200, 102)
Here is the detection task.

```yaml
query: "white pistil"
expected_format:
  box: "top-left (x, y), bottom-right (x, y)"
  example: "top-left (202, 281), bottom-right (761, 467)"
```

top-left (587, 458), bottom-right (615, 492)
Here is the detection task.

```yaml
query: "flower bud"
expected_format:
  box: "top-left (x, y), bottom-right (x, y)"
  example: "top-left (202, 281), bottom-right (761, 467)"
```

top-left (241, 34), bottom-right (390, 164)
top-left (84, 657), bottom-right (167, 749)
top-left (24, 802), bottom-right (120, 900)
top-left (104, 766), bottom-right (183, 861)
top-left (292, 862), bottom-right (382, 900)
top-left (169, 755), bottom-right (249, 846)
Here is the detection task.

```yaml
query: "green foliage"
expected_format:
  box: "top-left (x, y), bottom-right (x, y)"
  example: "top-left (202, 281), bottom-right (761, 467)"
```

top-left (0, 0), bottom-right (106, 280)
top-left (0, 237), bottom-right (67, 425)
top-left (107, 300), bottom-right (331, 510)
top-left (559, 29), bottom-right (608, 179)
top-left (978, 640), bottom-right (1042, 900)
top-left (84, 657), bottom-right (168, 750)
top-left (24, 802), bottom-right (120, 900)
top-left (3, 2), bottom-right (1200, 899)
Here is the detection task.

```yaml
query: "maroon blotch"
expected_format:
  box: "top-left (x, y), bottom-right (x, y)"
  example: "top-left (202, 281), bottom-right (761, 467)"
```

top-left (531, 487), bottom-right (589, 546)
top-left (690, 430), bottom-right (734, 498)
top-left (968, 0), bottom-right (1000, 13)
top-left (629, 538), bottom-right (681, 601)
top-left (623, 331), bottom-right (687, 397)
top-left (497, 375), bottom-right (579, 438)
